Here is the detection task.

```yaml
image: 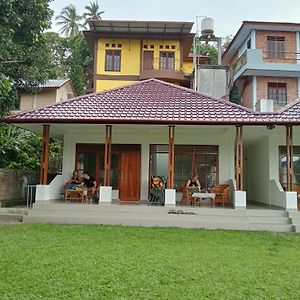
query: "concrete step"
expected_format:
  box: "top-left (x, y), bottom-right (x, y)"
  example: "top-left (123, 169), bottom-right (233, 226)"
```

top-left (23, 214), bottom-right (292, 232)
top-left (0, 207), bottom-right (28, 215)
top-left (0, 214), bottom-right (24, 224)
top-left (24, 203), bottom-right (293, 232)
top-left (292, 225), bottom-right (300, 232)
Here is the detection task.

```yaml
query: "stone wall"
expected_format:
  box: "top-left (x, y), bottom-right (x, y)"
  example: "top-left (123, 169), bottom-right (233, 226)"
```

top-left (0, 169), bottom-right (39, 207)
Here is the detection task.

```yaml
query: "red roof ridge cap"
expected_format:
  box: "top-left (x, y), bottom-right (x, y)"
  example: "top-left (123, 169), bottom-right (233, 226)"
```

top-left (278, 98), bottom-right (300, 113)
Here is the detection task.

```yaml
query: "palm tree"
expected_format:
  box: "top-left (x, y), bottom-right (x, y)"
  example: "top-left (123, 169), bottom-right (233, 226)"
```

top-left (55, 4), bottom-right (86, 37)
top-left (84, 1), bottom-right (105, 23)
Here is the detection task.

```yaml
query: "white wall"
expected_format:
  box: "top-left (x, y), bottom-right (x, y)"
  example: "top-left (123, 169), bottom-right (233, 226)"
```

top-left (62, 125), bottom-right (236, 201)
top-left (247, 137), bottom-right (270, 204)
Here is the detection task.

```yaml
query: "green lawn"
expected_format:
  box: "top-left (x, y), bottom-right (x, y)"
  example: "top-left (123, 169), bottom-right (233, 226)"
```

top-left (0, 225), bottom-right (299, 300)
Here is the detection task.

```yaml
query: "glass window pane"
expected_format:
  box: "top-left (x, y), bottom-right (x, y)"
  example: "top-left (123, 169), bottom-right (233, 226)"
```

top-left (77, 152), bottom-right (97, 178)
top-left (110, 154), bottom-right (119, 189)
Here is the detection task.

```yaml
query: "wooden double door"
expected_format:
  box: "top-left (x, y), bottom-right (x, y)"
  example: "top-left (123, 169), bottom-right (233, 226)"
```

top-left (76, 144), bottom-right (141, 202)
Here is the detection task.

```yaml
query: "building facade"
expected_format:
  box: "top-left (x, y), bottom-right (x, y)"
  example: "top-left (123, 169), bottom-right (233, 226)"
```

top-left (17, 79), bottom-right (76, 112)
top-left (222, 21), bottom-right (300, 112)
top-left (84, 20), bottom-right (194, 92)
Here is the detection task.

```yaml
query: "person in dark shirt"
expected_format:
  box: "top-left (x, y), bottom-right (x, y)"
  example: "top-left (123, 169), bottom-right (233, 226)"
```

top-left (186, 174), bottom-right (201, 189)
top-left (82, 171), bottom-right (97, 200)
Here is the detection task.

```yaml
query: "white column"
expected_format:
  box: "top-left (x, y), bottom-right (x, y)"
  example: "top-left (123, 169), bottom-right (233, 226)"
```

top-left (140, 143), bottom-right (149, 200)
top-left (165, 189), bottom-right (176, 207)
top-left (252, 76), bottom-right (257, 110)
top-left (298, 78), bottom-right (300, 98)
top-left (251, 30), bottom-right (256, 49)
top-left (99, 186), bottom-right (112, 204)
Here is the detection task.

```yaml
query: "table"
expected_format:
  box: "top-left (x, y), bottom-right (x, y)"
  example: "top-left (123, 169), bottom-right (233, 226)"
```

top-left (191, 192), bottom-right (216, 207)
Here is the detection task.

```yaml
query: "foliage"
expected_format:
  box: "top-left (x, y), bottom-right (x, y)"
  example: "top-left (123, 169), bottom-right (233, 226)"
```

top-left (0, 125), bottom-right (62, 172)
top-left (222, 34), bottom-right (234, 53)
top-left (229, 82), bottom-right (241, 105)
top-left (0, 0), bottom-right (53, 114)
top-left (197, 43), bottom-right (218, 65)
top-left (84, 1), bottom-right (105, 23)
top-left (55, 4), bottom-right (86, 37)
top-left (0, 225), bottom-right (300, 299)
top-left (44, 32), bottom-right (71, 79)
top-left (0, 0), bottom-right (53, 91)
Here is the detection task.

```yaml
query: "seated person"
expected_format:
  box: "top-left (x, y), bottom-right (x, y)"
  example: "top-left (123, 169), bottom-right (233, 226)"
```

top-left (152, 176), bottom-right (165, 189)
top-left (186, 174), bottom-right (201, 191)
top-left (185, 174), bottom-right (201, 193)
top-left (150, 176), bottom-right (165, 205)
top-left (64, 170), bottom-right (81, 190)
top-left (82, 171), bottom-right (97, 196)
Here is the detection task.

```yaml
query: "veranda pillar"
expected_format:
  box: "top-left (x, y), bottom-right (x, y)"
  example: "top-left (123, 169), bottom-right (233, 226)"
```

top-left (103, 125), bottom-right (112, 186)
top-left (39, 125), bottom-right (50, 185)
top-left (286, 125), bottom-right (293, 191)
top-left (235, 125), bottom-right (243, 191)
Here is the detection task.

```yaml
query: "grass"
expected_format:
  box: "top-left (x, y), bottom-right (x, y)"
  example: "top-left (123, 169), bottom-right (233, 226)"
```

top-left (0, 225), bottom-right (300, 300)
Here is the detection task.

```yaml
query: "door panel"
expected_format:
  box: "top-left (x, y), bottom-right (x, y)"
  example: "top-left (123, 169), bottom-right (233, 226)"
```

top-left (143, 51), bottom-right (154, 70)
top-left (119, 152), bottom-right (141, 201)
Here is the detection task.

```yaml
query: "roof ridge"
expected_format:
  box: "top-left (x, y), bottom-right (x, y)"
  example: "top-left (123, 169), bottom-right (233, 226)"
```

top-left (278, 98), bottom-right (300, 113)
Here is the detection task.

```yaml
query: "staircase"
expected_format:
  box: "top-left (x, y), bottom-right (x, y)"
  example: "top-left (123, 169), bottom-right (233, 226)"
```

top-left (0, 208), bottom-right (28, 224)
top-left (23, 202), bottom-right (297, 232)
top-left (288, 211), bottom-right (300, 232)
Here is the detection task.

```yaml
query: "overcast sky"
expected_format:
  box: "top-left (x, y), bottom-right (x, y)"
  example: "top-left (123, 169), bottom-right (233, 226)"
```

top-left (49, 0), bottom-right (300, 37)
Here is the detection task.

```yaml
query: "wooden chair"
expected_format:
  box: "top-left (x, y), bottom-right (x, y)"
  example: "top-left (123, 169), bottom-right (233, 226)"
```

top-left (181, 186), bottom-right (200, 205)
top-left (64, 189), bottom-right (84, 203)
top-left (210, 184), bottom-right (230, 207)
top-left (182, 186), bottom-right (193, 205)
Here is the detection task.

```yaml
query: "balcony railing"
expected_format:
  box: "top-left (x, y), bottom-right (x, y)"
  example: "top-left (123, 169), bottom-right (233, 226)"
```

top-left (262, 51), bottom-right (300, 64)
top-left (142, 57), bottom-right (182, 72)
top-left (232, 50), bottom-right (247, 76)
top-left (231, 49), bottom-right (300, 78)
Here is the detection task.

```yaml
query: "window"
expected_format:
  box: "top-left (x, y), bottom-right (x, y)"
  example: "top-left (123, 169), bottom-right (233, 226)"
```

top-left (105, 50), bottom-right (121, 71)
top-left (166, 45), bottom-right (170, 49)
top-left (143, 45), bottom-right (148, 49)
top-left (268, 82), bottom-right (287, 106)
top-left (171, 45), bottom-right (176, 49)
top-left (159, 51), bottom-right (175, 70)
top-left (279, 146), bottom-right (300, 189)
top-left (105, 43), bottom-right (109, 47)
top-left (159, 45), bottom-right (163, 49)
top-left (111, 43), bottom-right (116, 48)
top-left (150, 45), bottom-right (154, 49)
top-left (267, 36), bottom-right (285, 58)
top-left (150, 145), bottom-right (219, 191)
top-left (117, 44), bottom-right (122, 48)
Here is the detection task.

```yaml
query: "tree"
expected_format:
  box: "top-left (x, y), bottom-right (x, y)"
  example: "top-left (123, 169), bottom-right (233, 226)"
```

top-left (229, 82), bottom-right (241, 105)
top-left (0, 0), bottom-right (53, 113)
top-left (55, 4), bottom-right (86, 37)
top-left (222, 34), bottom-right (234, 53)
top-left (69, 36), bottom-right (85, 95)
top-left (197, 43), bottom-right (218, 65)
top-left (43, 32), bottom-right (71, 79)
top-left (84, 1), bottom-right (105, 23)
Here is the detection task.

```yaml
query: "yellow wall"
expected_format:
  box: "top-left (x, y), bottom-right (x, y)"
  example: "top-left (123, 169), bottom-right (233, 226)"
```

top-left (96, 80), bottom-right (138, 92)
top-left (141, 40), bottom-right (180, 60)
top-left (182, 61), bottom-right (193, 74)
top-left (97, 39), bottom-right (141, 75)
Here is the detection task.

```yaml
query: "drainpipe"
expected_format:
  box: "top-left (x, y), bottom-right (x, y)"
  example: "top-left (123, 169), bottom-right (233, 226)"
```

top-left (296, 32), bottom-right (300, 98)
top-left (193, 35), bottom-right (197, 91)
top-left (252, 76), bottom-right (257, 110)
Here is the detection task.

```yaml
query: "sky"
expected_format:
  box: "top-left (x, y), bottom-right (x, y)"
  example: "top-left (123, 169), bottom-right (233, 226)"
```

top-left (49, 0), bottom-right (300, 37)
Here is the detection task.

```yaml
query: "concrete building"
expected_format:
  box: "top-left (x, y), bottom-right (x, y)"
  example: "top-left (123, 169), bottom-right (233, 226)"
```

top-left (222, 21), bottom-right (300, 112)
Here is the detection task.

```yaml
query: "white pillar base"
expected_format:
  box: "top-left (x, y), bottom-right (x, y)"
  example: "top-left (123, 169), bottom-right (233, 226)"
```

top-left (99, 186), bottom-right (112, 204)
top-left (164, 189), bottom-right (176, 207)
top-left (234, 191), bottom-right (246, 209)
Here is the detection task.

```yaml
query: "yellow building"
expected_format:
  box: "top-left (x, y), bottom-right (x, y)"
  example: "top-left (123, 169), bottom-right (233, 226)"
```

top-left (84, 20), bottom-right (194, 92)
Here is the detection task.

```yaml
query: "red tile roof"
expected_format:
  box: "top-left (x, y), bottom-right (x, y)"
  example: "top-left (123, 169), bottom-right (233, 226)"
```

top-left (3, 79), bottom-right (300, 125)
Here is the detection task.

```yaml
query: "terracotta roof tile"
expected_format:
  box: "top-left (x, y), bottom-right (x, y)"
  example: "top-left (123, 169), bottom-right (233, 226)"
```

top-left (3, 79), bottom-right (300, 125)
